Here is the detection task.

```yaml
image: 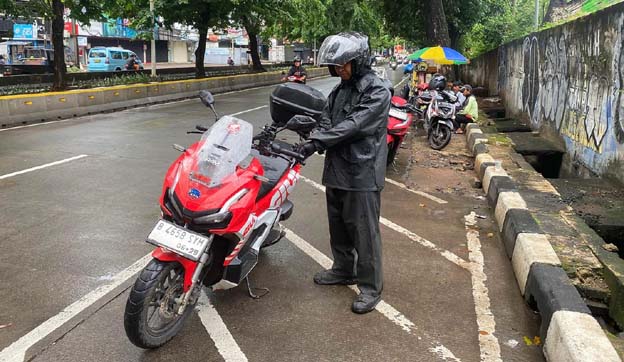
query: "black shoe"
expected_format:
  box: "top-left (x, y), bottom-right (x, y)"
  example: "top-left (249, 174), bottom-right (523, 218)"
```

top-left (351, 294), bottom-right (381, 314)
top-left (313, 269), bottom-right (357, 285)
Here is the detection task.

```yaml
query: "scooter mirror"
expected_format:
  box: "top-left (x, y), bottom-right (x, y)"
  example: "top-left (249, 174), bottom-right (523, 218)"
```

top-left (199, 90), bottom-right (215, 107)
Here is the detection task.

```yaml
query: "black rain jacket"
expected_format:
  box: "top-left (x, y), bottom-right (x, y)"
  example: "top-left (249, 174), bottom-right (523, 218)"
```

top-left (309, 71), bottom-right (391, 191)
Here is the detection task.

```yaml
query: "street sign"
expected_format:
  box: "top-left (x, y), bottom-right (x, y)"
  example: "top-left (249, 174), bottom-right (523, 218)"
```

top-left (13, 24), bottom-right (37, 40)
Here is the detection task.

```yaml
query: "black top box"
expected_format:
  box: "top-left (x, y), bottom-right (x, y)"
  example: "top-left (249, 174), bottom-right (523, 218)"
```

top-left (270, 82), bottom-right (327, 126)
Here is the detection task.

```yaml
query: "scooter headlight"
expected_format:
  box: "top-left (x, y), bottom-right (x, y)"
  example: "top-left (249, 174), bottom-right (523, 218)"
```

top-left (194, 211), bottom-right (232, 227)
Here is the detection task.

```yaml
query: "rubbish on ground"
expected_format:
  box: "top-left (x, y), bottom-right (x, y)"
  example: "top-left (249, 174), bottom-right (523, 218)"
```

top-left (0, 323), bottom-right (13, 329)
top-left (475, 214), bottom-right (487, 219)
top-left (504, 339), bottom-right (519, 348)
top-left (523, 336), bottom-right (541, 346)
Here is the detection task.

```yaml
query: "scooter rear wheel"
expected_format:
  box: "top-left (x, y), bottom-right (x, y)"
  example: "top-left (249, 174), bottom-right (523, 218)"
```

top-left (124, 259), bottom-right (193, 349)
top-left (428, 123), bottom-right (452, 150)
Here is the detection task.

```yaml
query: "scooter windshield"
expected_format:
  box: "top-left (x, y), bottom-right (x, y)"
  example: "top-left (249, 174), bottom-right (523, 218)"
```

top-left (190, 115), bottom-right (253, 188)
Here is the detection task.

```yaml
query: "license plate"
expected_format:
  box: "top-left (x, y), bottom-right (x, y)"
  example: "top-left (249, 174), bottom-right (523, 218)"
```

top-left (147, 220), bottom-right (211, 261)
top-left (94, 59), bottom-right (101, 63)
top-left (389, 108), bottom-right (408, 121)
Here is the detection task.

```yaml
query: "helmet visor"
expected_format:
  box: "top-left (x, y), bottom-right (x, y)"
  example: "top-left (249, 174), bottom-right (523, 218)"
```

top-left (317, 34), bottom-right (365, 66)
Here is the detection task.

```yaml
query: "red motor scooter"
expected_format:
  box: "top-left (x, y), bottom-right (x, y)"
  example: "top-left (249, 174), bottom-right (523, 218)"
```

top-left (386, 95), bottom-right (414, 165)
top-left (124, 83), bottom-right (325, 349)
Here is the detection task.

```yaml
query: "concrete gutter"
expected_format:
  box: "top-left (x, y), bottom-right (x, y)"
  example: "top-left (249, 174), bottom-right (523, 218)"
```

top-left (1, 68), bottom-right (329, 129)
top-left (465, 124), bottom-right (622, 362)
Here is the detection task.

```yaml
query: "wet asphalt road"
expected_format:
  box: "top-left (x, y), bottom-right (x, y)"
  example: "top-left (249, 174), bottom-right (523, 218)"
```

top-left (0, 67), bottom-right (544, 361)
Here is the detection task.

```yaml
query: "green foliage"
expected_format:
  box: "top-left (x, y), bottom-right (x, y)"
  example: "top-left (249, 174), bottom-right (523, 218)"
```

top-left (461, 0), bottom-right (549, 58)
top-left (263, 0), bottom-right (396, 52)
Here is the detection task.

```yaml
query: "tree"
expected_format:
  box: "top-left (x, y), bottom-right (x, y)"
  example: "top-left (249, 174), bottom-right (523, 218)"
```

top-left (225, 0), bottom-right (290, 71)
top-left (0, 0), bottom-right (108, 90)
top-left (266, 0), bottom-right (396, 58)
top-left (423, 0), bottom-right (450, 46)
top-left (106, 0), bottom-right (231, 78)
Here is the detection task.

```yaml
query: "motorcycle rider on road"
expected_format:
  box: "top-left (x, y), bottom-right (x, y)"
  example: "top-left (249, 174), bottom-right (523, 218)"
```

top-left (282, 56), bottom-right (307, 82)
top-left (296, 32), bottom-right (390, 314)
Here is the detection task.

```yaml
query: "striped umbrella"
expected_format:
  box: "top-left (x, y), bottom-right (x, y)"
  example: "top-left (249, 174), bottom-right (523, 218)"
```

top-left (406, 46), bottom-right (469, 65)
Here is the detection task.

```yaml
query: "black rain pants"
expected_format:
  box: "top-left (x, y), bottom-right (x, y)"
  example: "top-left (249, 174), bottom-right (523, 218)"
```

top-left (326, 187), bottom-right (383, 297)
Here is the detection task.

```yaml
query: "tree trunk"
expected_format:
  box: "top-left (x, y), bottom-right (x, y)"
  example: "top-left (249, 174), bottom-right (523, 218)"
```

top-left (51, 0), bottom-right (66, 91)
top-left (244, 23), bottom-right (264, 72)
top-left (195, 27), bottom-right (208, 79)
top-left (423, 0), bottom-right (451, 47)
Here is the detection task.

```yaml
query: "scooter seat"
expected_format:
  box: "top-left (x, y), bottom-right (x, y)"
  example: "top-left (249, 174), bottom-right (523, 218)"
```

top-left (251, 149), bottom-right (290, 201)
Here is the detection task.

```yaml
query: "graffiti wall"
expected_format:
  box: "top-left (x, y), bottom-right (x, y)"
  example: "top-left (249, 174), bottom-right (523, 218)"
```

top-left (460, 3), bottom-right (624, 183)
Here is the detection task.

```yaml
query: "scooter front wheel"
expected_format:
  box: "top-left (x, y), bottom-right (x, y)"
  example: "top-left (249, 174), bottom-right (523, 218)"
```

top-left (387, 140), bottom-right (398, 166)
top-left (428, 123), bottom-right (452, 150)
top-left (124, 259), bottom-right (194, 349)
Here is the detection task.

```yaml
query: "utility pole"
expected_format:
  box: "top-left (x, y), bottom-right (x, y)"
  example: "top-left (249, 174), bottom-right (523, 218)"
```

top-left (535, 0), bottom-right (539, 31)
top-left (150, 0), bottom-right (156, 77)
top-left (313, 38), bottom-right (316, 66)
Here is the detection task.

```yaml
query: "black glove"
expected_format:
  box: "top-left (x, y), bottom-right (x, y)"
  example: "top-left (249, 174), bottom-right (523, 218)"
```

top-left (297, 141), bottom-right (319, 159)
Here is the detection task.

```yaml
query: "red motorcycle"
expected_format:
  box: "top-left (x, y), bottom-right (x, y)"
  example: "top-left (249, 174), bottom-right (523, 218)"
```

top-left (124, 83), bottom-right (325, 349)
top-left (386, 95), bottom-right (414, 165)
top-left (283, 75), bottom-right (306, 84)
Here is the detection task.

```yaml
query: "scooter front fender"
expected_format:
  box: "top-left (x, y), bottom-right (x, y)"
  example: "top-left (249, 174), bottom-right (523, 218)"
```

top-left (152, 248), bottom-right (198, 292)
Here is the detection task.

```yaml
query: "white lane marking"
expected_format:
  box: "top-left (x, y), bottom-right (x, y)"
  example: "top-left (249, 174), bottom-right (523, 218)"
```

top-left (229, 105), bottom-right (268, 116)
top-left (384, 177), bottom-right (448, 204)
top-left (0, 253), bottom-right (153, 362)
top-left (0, 119), bottom-right (80, 132)
top-left (196, 291), bottom-right (248, 362)
top-left (0, 155), bottom-right (88, 180)
top-left (283, 228), bottom-right (461, 362)
top-left (464, 212), bottom-right (502, 362)
top-left (298, 175), bottom-right (470, 270)
top-left (314, 154), bottom-right (447, 204)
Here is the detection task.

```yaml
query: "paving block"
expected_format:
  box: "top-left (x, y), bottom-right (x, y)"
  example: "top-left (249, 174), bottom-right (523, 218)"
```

top-left (483, 165), bottom-right (508, 195)
top-left (525, 263), bottom-right (591, 338)
top-left (495, 191), bottom-right (528, 230)
top-left (486, 176), bottom-right (517, 205)
top-left (544, 311), bottom-right (621, 362)
top-left (501, 209), bottom-right (543, 258)
top-left (512, 233), bottom-right (561, 294)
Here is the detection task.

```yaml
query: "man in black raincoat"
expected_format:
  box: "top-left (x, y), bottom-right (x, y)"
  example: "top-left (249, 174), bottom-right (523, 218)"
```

top-left (297, 32), bottom-right (391, 314)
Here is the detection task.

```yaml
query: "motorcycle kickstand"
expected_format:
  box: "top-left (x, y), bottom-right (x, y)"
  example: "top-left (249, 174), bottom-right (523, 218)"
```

top-left (245, 276), bottom-right (270, 299)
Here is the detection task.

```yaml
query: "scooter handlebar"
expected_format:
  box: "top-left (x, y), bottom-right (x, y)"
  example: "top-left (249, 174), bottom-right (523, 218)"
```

top-left (271, 143), bottom-right (305, 162)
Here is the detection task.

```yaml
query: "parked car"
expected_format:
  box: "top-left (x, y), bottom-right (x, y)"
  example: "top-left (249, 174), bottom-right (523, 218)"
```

top-left (87, 47), bottom-right (144, 72)
top-left (2, 46), bottom-right (55, 76)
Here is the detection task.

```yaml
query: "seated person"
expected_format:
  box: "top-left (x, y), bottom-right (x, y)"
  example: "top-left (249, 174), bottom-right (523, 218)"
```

top-left (125, 55), bottom-right (139, 71)
top-left (282, 56), bottom-right (307, 82)
top-left (452, 81), bottom-right (466, 109)
top-left (455, 85), bottom-right (478, 133)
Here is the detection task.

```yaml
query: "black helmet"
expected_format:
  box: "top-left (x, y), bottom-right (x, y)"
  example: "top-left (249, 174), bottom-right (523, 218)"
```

top-left (429, 74), bottom-right (447, 91)
top-left (318, 32), bottom-right (370, 77)
top-left (293, 56), bottom-right (301, 63)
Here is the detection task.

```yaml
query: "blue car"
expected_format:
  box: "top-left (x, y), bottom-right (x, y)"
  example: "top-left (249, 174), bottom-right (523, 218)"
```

top-left (87, 47), bottom-right (144, 72)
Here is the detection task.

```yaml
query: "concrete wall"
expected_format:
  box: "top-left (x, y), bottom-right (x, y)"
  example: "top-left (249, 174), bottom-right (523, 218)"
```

top-left (460, 3), bottom-right (624, 184)
top-left (170, 41), bottom-right (190, 63)
top-left (1, 67), bottom-right (329, 128)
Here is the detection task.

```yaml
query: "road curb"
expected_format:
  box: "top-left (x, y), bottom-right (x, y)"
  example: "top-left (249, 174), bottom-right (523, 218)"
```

top-left (464, 124), bottom-right (622, 362)
top-left (1, 68), bottom-right (330, 129)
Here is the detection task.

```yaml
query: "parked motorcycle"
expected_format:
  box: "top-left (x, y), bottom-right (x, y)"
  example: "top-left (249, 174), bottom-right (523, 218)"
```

top-left (422, 89), bottom-right (457, 150)
top-left (386, 95), bottom-right (414, 165)
top-left (124, 83), bottom-right (325, 349)
top-left (389, 61), bottom-right (398, 70)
